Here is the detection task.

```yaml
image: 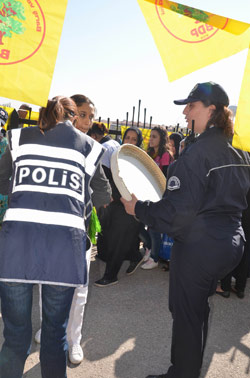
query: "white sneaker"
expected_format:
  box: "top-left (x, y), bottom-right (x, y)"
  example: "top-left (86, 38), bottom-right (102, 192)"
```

top-left (141, 257), bottom-right (158, 270)
top-left (34, 328), bottom-right (41, 344)
top-left (143, 248), bottom-right (151, 262)
top-left (69, 344), bottom-right (84, 364)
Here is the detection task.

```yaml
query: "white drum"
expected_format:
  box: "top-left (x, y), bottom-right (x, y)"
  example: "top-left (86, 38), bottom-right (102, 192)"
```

top-left (111, 144), bottom-right (166, 201)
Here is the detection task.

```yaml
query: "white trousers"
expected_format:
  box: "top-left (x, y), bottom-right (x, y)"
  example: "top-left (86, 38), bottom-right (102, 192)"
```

top-left (38, 247), bottom-right (92, 346)
top-left (67, 247), bottom-right (91, 346)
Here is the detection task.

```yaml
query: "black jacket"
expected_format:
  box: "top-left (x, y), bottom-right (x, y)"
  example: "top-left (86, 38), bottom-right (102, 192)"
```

top-left (135, 127), bottom-right (250, 242)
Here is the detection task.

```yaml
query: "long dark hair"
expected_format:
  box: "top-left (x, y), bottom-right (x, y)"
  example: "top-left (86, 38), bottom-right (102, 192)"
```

top-left (169, 132), bottom-right (183, 160)
top-left (71, 94), bottom-right (95, 109)
top-left (147, 126), bottom-right (172, 158)
top-left (38, 96), bottom-right (77, 131)
top-left (88, 122), bottom-right (109, 137)
top-left (205, 104), bottom-right (234, 138)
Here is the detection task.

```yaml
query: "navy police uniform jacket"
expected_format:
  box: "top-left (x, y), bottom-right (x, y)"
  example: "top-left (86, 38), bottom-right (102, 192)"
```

top-left (0, 122), bottom-right (105, 286)
top-left (136, 127), bottom-right (250, 244)
top-left (136, 126), bottom-right (250, 378)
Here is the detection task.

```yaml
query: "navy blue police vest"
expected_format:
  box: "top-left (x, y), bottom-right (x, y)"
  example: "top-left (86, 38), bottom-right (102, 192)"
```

top-left (0, 121), bottom-right (104, 286)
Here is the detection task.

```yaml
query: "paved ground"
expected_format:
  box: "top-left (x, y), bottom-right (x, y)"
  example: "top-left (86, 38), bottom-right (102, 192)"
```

top-left (0, 252), bottom-right (250, 378)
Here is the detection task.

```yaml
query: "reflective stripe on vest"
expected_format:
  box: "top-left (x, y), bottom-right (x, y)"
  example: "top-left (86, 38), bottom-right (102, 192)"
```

top-left (5, 125), bottom-right (104, 229)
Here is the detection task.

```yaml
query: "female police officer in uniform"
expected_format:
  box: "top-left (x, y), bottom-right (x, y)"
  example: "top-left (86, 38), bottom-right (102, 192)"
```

top-left (0, 97), bottom-right (107, 377)
top-left (121, 82), bottom-right (250, 378)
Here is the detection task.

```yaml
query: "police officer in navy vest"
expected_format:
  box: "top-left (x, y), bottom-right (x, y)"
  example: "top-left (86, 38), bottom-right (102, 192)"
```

top-left (0, 96), bottom-right (106, 377)
top-left (121, 82), bottom-right (250, 378)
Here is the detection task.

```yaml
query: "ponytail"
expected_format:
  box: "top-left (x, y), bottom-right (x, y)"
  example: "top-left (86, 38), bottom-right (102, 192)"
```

top-left (38, 96), bottom-right (77, 132)
top-left (89, 122), bottom-right (109, 137)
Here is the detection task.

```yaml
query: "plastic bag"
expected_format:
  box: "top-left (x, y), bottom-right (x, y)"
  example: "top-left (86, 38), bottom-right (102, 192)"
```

top-left (159, 233), bottom-right (173, 261)
top-left (88, 207), bottom-right (102, 244)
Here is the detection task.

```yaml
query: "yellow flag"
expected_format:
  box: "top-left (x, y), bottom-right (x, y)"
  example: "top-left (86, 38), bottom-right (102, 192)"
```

top-left (138, 1), bottom-right (250, 151)
top-left (1, 106), bottom-right (39, 130)
top-left (0, 0), bottom-right (68, 106)
top-left (138, 0), bottom-right (250, 82)
top-left (232, 50), bottom-right (250, 152)
top-left (144, 1), bottom-right (250, 35)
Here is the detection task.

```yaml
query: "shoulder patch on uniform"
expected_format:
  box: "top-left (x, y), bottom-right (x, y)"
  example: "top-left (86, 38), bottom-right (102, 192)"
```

top-left (167, 176), bottom-right (180, 191)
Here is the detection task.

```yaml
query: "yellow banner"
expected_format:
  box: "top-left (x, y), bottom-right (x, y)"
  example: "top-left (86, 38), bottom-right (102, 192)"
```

top-left (144, 1), bottom-right (250, 35)
top-left (1, 106), bottom-right (39, 129)
top-left (0, 0), bottom-right (68, 106)
top-left (138, 0), bottom-right (250, 82)
top-left (139, 0), bottom-right (250, 151)
top-left (232, 50), bottom-right (250, 152)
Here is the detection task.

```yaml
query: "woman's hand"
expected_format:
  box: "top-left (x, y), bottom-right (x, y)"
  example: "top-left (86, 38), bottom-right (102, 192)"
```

top-left (120, 194), bottom-right (138, 216)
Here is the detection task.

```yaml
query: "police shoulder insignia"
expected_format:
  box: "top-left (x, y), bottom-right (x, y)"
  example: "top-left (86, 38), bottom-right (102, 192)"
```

top-left (167, 176), bottom-right (180, 191)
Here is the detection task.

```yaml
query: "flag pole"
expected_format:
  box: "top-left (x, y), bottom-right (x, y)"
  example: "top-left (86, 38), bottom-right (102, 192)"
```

top-left (137, 99), bottom-right (141, 127)
top-left (143, 108), bottom-right (146, 128)
top-left (132, 106), bottom-right (135, 126)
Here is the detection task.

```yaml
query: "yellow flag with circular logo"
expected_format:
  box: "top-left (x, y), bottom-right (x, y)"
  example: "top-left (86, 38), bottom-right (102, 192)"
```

top-left (138, 0), bottom-right (250, 82)
top-left (0, 0), bottom-right (68, 106)
top-left (138, 0), bottom-right (250, 151)
top-left (143, 0), bottom-right (250, 35)
top-left (232, 48), bottom-right (250, 152)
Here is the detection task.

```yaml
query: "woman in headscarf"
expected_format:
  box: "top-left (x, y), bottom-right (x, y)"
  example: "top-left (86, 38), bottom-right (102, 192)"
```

top-left (94, 127), bottom-right (144, 287)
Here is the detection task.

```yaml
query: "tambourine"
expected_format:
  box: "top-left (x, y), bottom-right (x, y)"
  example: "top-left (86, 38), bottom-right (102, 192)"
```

top-left (111, 144), bottom-right (166, 201)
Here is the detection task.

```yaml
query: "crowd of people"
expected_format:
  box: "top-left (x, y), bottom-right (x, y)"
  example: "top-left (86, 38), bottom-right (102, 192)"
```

top-left (0, 81), bottom-right (249, 378)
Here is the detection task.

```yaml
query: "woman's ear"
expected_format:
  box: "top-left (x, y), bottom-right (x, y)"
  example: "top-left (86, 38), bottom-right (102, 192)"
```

top-left (209, 104), bottom-right (216, 114)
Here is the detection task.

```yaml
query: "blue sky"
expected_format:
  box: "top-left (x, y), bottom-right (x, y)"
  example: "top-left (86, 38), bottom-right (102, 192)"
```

top-left (1, 0), bottom-right (250, 126)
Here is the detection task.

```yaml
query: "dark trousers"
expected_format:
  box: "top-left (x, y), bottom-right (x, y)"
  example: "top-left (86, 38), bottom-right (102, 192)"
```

top-left (99, 201), bottom-right (141, 280)
top-left (139, 223), bottom-right (151, 250)
top-left (221, 241), bottom-right (250, 292)
top-left (166, 233), bottom-right (244, 378)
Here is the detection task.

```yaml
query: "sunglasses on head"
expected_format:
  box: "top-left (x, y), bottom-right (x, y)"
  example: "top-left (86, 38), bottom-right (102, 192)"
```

top-left (65, 111), bottom-right (76, 118)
